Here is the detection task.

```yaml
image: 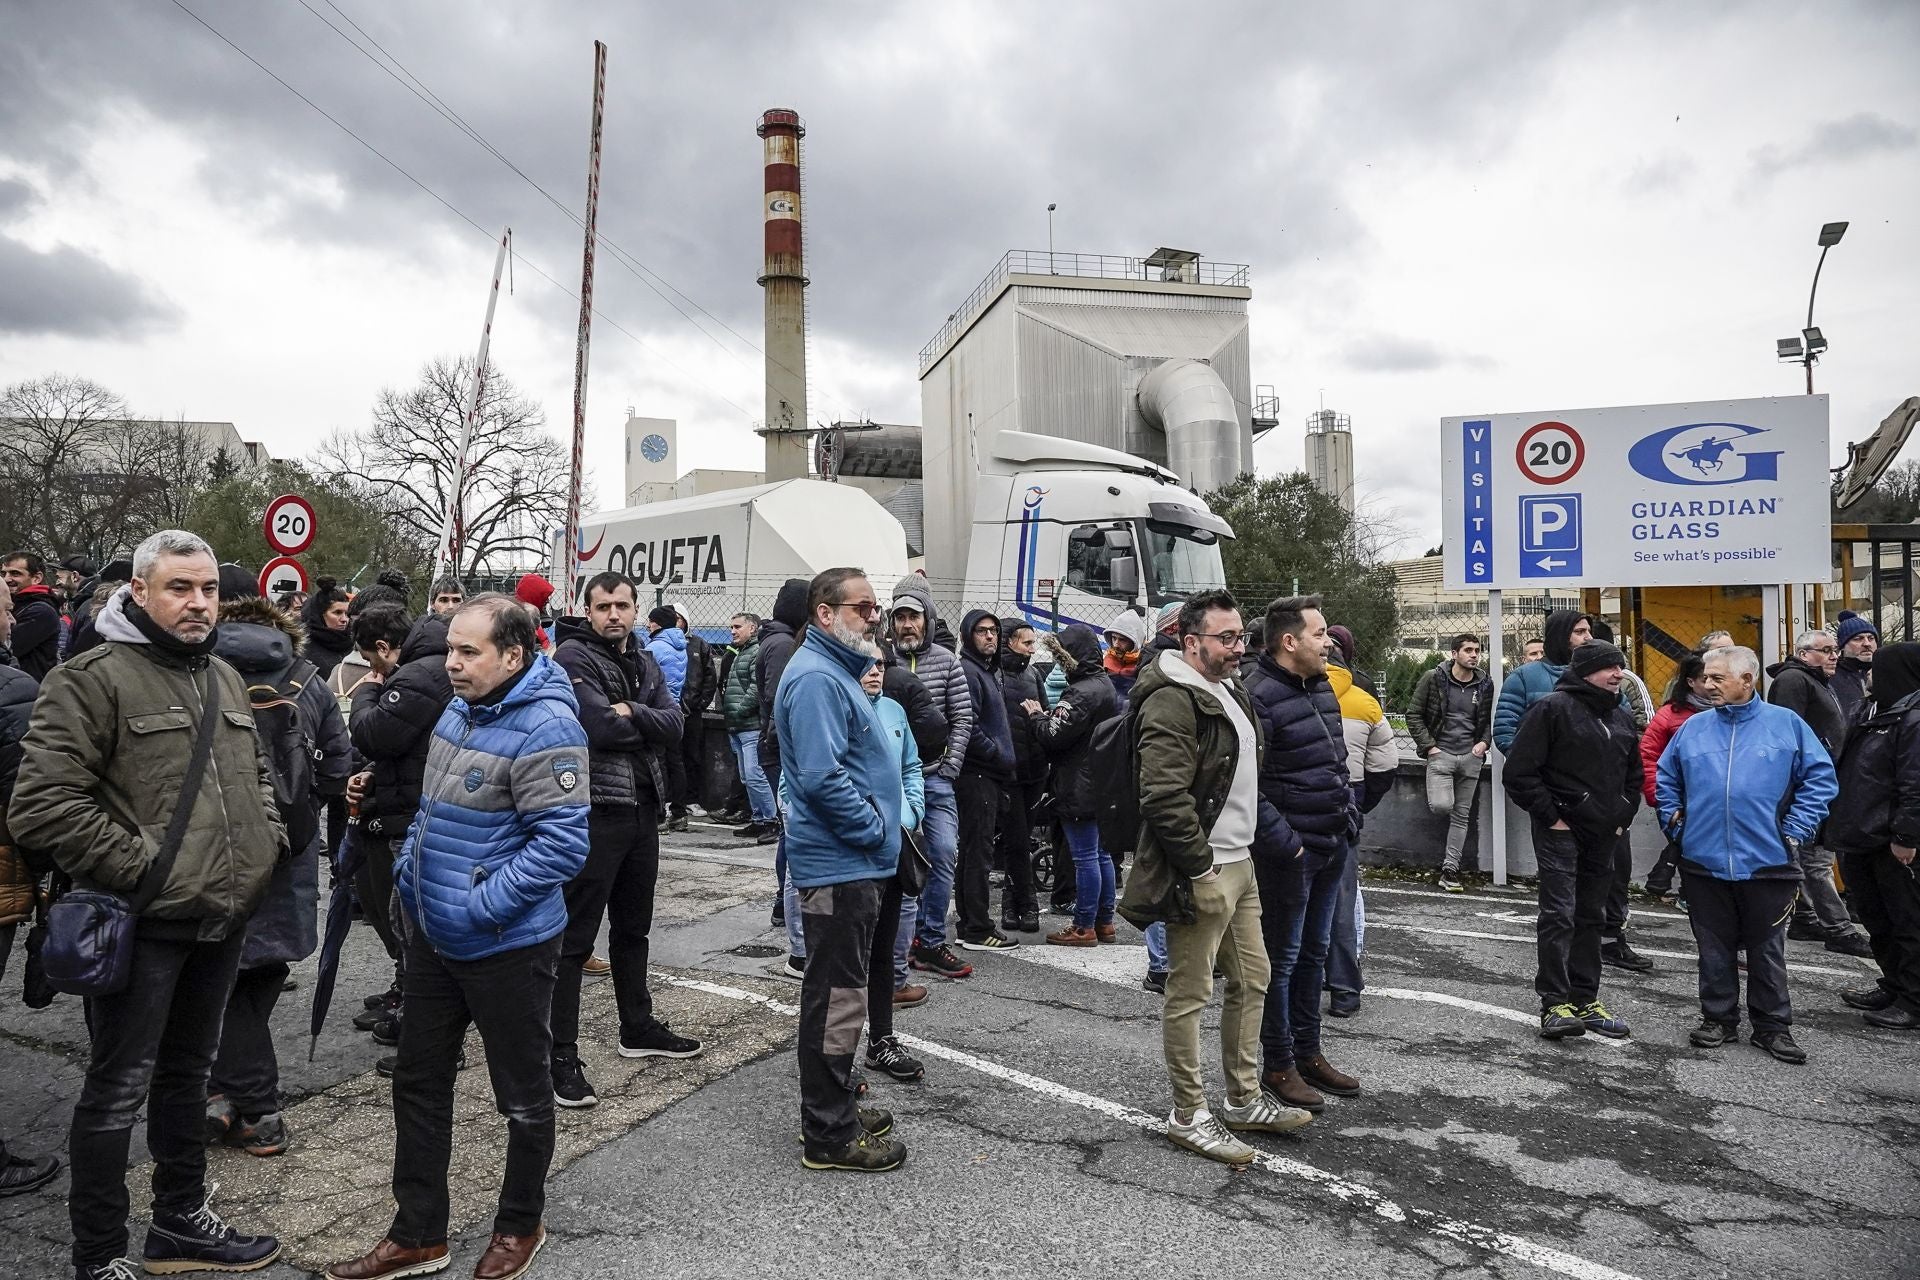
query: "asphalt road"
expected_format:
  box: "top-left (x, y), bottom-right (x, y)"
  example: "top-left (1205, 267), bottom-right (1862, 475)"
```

top-left (3, 818), bottom-right (1916, 1279)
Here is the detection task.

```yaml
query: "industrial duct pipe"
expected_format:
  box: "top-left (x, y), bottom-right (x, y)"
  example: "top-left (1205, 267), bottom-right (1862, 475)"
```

top-left (1138, 358), bottom-right (1243, 494)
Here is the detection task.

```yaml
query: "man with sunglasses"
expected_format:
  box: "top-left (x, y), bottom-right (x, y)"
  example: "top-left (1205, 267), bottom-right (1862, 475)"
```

top-left (1768, 631), bottom-right (1872, 956)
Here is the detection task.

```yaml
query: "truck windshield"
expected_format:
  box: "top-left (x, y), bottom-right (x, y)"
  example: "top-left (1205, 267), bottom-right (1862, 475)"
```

top-left (1143, 524), bottom-right (1226, 603)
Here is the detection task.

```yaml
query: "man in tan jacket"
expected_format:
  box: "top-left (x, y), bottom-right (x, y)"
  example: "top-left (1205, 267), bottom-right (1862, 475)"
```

top-left (14, 529), bottom-right (288, 1280)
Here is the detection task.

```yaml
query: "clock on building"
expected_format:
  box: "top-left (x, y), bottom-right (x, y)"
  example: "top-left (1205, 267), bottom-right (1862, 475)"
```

top-left (640, 433), bottom-right (670, 463)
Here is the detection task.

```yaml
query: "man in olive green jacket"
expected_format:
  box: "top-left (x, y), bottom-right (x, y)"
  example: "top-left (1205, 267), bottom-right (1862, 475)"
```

top-left (1118, 589), bottom-right (1308, 1166)
top-left (13, 530), bottom-right (287, 1279)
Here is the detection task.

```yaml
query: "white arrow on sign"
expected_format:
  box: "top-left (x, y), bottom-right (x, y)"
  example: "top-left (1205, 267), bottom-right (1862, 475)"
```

top-left (1535, 556), bottom-right (1567, 571)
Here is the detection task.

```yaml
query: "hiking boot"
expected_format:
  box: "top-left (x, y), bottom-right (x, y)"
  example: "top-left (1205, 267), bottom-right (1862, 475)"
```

top-left (552, 1056), bottom-right (597, 1109)
top-left (1600, 938), bottom-right (1655, 973)
top-left (1842, 984), bottom-right (1897, 1011)
top-left (771, 899), bottom-right (785, 927)
top-left (909, 942), bottom-right (974, 978)
top-left (756, 826), bottom-right (781, 846)
top-left (473, 1226), bottom-right (545, 1280)
top-left (370, 1015), bottom-right (402, 1046)
top-left (142, 1188), bottom-right (282, 1274)
top-left (1689, 1019), bottom-right (1737, 1048)
top-left (1436, 871), bottom-right (1464, 893)
top-left (362, 984), bottom-right (402, 1011)
top-left (581, 954), bottom-right (611, 977)
top-left (1142, 970), bottom-right (1168, 996)
top-left (353, 1006), bottom-right (392, 1031)
top-left (1787, 917), bottom-right (1827, 942)
top-left (1165, 1107), bottom-right (1256, 1166)
top-left (1824, 931), bottom-right (1875, 959)
top-left (735, 821), bottom-right (769, 839)
top-left (666, 814), bottom-right (691, 833)
top-left (204, 1094), bottom-right (236, 1145)
top-left (0, 1144), bottom-right (59, 1197)
top-left (1218, 1089), bottom-right (1313, 1135)
top-left (1575, 1001), bottom-right (1631, 1039)
top-left (958, 930), bottom-right (1019, 952)
top-left (1864, 1005), bottom-right (1920, 1030)
top-left (620, 1020), bottom-right (703, 1059)
top-left (801, 1128), bottom-right (908, 1172)
top-left (1262, 1068), bottom-right (1326, 1113)
top-left (1751, 1029), bottom-right (1807, 1064)
top-left (865, 1035), bottom-right (925, 1081)
top-left (892, 983), bottom-right (929, 1008)
top-left (1094, 922), bottom-right (1118, 943)
top-left (1048, 896), bottom-right (1076, 916)
top-left (1297, 1053), bottom-right (1360, 1097)
top-left (1540, 1004), bottom-right (1588, 1039)
top-left (1327, 991), bottom-right (1361, 1018)
top-left (322, 1237), bottom-right (452, 1280)
top-left (227, 1112), bottom-right (290, 1157)
top-left (1014, 910), bottom-right (1040, 933)
top-left (780, 954), bottom-right (806, 981)
top-left (1045, 925), bottom-right (1098, 948)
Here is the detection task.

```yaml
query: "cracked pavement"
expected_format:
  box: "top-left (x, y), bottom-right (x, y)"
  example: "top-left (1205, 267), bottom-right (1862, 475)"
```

top-left (2, 821), bottom-right (1916, 1278)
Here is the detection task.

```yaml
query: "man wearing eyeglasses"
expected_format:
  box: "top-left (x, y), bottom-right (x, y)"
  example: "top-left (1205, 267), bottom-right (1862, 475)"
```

top-left (1768, 631), bottom-right (1872, 956)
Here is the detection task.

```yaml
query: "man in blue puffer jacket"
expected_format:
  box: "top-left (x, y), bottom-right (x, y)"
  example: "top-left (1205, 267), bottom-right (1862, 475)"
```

top-left (1657, 644), bottom-right (1836, 1067)
top-left (330, 595), bottom-right (589, 1280)
top-left (645, 606), bottom-right (692, 829)
top-left (1492, 609), bottom-right (1591, 752)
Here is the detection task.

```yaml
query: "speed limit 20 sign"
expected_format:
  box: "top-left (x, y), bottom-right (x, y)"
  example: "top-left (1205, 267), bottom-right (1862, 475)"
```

top-left (1514, 421), bottom-right (1585, 485)
top-left (262, 494), bottom-right (317, 555)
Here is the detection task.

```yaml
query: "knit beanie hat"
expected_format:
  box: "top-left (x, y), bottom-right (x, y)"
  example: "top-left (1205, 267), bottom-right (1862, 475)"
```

top-left (515, 572), bottom-right (555, 611)
top-left (647, 605), bottom-right (679, 631)
top-left (1326, 624), bottom-right (1358, 668)
top-left (1836, 611), bottom-right (1879, 647)
top-left (1569, 640), bottom-right (1627, 676)
top-left (1154, 601), bottom-right (1183, 634)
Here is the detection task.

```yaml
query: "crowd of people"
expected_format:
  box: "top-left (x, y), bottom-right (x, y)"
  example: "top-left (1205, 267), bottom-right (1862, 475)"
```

top-left (0, 537), bottom-right (1916, 1277)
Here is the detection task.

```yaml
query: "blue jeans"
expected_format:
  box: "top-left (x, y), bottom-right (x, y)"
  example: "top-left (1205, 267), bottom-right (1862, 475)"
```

top-left (728, 729), bottom-right (776, 823)
top-left (912, 777), bottom-right (961, 950)
top-left (893, 889), bottom-right (920, 988)
top-left (1326, 845), bottom-right (1365, 996)
top-left (1062, 819), bottom-right (1114, 929)
top-left (1252, 845), bottom-right (1346, 1072)
top-left (1146, 921), bottom-right (1168, 974)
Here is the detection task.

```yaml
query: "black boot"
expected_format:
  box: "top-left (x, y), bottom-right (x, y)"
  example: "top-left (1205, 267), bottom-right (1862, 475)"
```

top-left (0, 1140), bottom-right (59, 1197)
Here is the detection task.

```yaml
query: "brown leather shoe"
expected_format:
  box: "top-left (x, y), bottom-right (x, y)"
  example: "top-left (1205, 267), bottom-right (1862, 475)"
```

top-left (1298, 1052), bottom-right (1361, 1097)
top-left (323, 1238), bottom-right (451, 1280)
top-left (892, 983), bottom-right (929, 1008)
top-left (1046, 925), bottom-right (1098, 947)
top-left (1094, 922), bottom-right (1118, 943)
top-left (1263, 1067), bottom-right (1326, 1113)
top-left (473, 1225), bottom-right (546, 1280)
top-left (581, 955), bottom-right (611, 977)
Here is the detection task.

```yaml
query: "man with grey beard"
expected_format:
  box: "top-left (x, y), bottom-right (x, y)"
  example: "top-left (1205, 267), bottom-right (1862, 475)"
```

top-left (775, 569), bottom-right (908, 1173)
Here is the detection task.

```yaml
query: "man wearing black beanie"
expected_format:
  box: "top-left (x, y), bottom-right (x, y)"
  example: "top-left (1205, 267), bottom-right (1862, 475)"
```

top-left (1503, 640), bottom-right (1644, 1041)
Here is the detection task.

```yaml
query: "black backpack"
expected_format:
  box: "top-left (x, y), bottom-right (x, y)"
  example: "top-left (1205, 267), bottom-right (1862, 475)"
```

top-left (1088, 708), bottom-right (1139, 853)
top-left (247, 660), bottom-right (320, 854)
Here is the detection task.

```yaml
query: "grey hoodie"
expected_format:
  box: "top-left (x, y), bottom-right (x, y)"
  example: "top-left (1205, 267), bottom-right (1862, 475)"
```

top-left (889, 575), bottom-right (973, 781)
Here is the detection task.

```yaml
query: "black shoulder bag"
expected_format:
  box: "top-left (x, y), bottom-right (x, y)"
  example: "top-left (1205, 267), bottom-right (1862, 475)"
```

top-left (43, 674), bottom-right (223, 997)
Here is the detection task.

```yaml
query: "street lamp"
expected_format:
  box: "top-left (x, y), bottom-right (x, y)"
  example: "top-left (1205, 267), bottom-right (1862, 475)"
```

top-left (1777, 221), bottom-right (1847, 394)
top-left (1047, 203), bottom-right (1057, 273)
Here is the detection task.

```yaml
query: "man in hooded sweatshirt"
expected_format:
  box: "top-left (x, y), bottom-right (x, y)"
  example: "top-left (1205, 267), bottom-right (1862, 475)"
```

top-left (955, 610), bottom-right (1020, 951)
top-left (668, 601), bottom-right (717, 827)
top-left (645, 606), bottom-right (692, 832)
top-left (1503, 640), bottom-right (1642, 1042)
top-left (997, 616), bottom-right (1046, 934)
top-left (1658, 645), bottom-right (1836, 1065)
top-left (1768, 630), bottom-right (1872, 956)
top-left (890, 576), bottom-right (977, 980)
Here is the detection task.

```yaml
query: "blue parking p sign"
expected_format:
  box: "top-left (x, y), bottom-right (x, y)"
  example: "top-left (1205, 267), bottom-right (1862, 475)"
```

top-left (1518, 494), bottom-right (1582, 579)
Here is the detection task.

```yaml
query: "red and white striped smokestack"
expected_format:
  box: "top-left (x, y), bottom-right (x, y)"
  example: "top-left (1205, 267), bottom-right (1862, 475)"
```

top-left (757, 107), bottom-right (809, 481)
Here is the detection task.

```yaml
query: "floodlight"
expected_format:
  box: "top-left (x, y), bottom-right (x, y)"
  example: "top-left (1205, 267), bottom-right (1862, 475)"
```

top-left (1777, 337), bottom-right (1804, 361)
top-left (1802, 327), bottom-right (1828, 355)
top-left (1818, 222), bottom-right (1848, 247)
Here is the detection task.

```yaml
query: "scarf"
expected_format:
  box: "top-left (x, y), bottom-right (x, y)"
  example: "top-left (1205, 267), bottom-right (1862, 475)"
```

top-left (1685, 692), bottom-right (1717, 712)
top-left (1104, 650), bottom-right (1139, 679)
top-left (124, 597), bottom-right (218, 660)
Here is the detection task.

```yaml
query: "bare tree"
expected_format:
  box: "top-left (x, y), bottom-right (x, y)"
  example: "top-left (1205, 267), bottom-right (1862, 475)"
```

top-left (102, 417), bottom-right (218, 534)
top-left (314, 357), bottom-right (574, 578)
top-left (0, 373), bottom-right (137, 560)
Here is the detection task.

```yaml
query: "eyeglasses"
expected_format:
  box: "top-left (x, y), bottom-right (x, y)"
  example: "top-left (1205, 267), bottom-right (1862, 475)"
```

top-left (830, 599), bottom-right (883, 621)
top-left (1198, 631), bottom-right (1248, 648)
top-left (1803, 645), bottom-right (1839, 655)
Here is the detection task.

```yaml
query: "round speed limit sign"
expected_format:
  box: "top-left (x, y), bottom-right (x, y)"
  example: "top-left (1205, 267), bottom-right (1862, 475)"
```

top-left (262, 493), bottom-right (317, 555)
top-left (1514, 421), bottom-right (1585, 486)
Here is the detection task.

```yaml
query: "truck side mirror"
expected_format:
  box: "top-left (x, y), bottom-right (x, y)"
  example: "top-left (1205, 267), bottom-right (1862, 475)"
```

top-left (1111, 556), bottom-right (1139, 595)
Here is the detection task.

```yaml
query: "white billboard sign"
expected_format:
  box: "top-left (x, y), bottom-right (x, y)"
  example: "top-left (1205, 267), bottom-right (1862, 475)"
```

top-left (1441, 395), bottom-right (1830, 590)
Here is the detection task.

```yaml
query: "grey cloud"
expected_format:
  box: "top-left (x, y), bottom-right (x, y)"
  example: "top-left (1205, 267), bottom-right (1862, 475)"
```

top-left (0, 176), bottom-right (38, 216)
top-left (1343, 334), bottom-right (1494, 374)
top-left (1749, 112), bottom-right (1917, 180)
top-left (0, 233), bottom-right (178, 338)
top-left (1621, 152), bottom-right (1695, 195)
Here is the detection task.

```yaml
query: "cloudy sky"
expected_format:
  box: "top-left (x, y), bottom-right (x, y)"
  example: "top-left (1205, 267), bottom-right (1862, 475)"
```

top-left (3, 0), bottom-right (1915, 555)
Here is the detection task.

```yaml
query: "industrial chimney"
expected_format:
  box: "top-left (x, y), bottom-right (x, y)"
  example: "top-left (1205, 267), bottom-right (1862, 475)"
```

top-left (1305, 408), bottom-right (1355, 515)
top-left (757, 108), bottom-right (810, 481)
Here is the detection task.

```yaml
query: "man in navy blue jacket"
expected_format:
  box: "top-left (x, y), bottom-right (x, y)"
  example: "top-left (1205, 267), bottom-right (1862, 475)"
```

top-left (776, 569), bottom-right (907, 1174)
top-left (327, 595), bottom-right (589, 1280)
top-left (955, 609), bottom-right (1019, 952)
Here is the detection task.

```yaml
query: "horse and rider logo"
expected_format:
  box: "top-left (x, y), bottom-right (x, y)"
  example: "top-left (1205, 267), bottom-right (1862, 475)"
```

top-left (1627, 422), bottom-right (1782, 487)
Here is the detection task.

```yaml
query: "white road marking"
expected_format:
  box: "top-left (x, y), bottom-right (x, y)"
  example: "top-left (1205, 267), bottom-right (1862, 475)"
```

top-left (667, 975), bottom-right (1644, 1280)
top-left (1366, 920), bottom-right (1871, 978)
top-left (1368, 883), bottom-right (1689, 922)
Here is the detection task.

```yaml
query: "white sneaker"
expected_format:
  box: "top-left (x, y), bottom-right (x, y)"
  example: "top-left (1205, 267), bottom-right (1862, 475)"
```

top-left (1165, 1106), bottom-right (1256, 1165)
top-left (1218, 1089), bottom-right (1313, 1135)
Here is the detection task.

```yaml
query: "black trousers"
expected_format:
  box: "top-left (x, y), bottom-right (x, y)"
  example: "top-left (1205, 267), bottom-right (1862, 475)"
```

top-left (210, 961), bottom-right (291, 1119)
top-left (798, 878), bottom-right (882, 1149)
top-left (866, 874), bottom-right (905, 1043)
top-left (1841, 846), bottom-right (1920, 1014)
top-left (1533, 823), bottom-right (1613, 1009)
top-left (1682, 870), bottom-right (1797, 1033)
top-left (674, 712), bottom-right (706, 816)
top-left (954, 771), bottom-right (1005, 942)
top-left (995, 778), bottom-right (1043, 916)
top-left (551, 804), bottom-right (661, 1057)
top-left (1603, 829), bottom-right (1632, 937)
top-left (356, 835), bottom-right (405, 968)
top-left (69, 927), bottom-right (245, 1268)
top-left (390, 930), bottom-right (561, 1246)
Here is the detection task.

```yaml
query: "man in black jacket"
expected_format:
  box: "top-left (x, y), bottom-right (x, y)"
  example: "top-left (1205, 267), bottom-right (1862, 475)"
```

top-left (548, 573), bottom-right (694, 1108)
top-left (1828, 642), bottom-right (1920, 1030)
top-left (348, 606), bottom-right (455, 1040)
top-left (0, 552), bottom-right (60, 680)
top-left (1768, 631), bottom-right (1872, 955)
top-left (1503, 641), bottom-right (1643, 1042)
top-left (1406, 633), bottom-right (1492, 892)
top-left (1245, 596), bottom-right (1363, 1114)
top-left (1832, 611), bottom-right (1878, 720)
top-left (881, 655), bottom-right (947, 1007)
top-left (955, 610), bottom-right (1019, 951)
top-left (668, 601), bottom-right (716, 822)
top-left (997, 616), bottom-right (1046, 934)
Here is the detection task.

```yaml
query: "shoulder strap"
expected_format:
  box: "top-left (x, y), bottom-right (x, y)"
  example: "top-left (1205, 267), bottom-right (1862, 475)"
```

top-left (129, 669), bottom-right (223, 912)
